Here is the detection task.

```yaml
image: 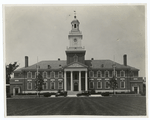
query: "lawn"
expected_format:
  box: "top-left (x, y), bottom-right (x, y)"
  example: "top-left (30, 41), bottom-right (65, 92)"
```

top-left (6, 96), bottom-right (146, 116)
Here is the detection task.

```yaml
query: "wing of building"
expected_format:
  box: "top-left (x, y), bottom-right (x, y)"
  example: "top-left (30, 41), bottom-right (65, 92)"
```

top-left (10, 14), bottom-right (144, 96)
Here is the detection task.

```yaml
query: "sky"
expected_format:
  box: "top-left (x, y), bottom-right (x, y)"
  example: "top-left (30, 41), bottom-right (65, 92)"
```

top-left (4, 5), bottom-right (145, 77)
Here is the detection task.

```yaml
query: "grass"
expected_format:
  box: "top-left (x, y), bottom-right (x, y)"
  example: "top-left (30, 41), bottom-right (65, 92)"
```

top-left (6, 96), bottom-right (146, 116)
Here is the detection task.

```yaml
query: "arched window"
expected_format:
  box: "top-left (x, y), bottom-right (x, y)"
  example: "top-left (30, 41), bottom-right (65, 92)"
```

top-left (97, 81), bottom-right (102, 89)
top-left (97, 71), bottom-right (101, 78)
top-left (120, 81), bottom-right (125, 88)
top-left (58, 71), bottom-right (62, 78)
top-left (27, 72), bottom-right (32, 78)
top-left (120, 71), bottom-right (125, 77)
top-left (89, 71), bottom-right (94, 78)
top-left (50, 71), bottom-right (55, 78)
top-left (27, 82), bottom-right (32, 90)
top-left (43, 71), bottom-right (47, 78)
top-left (42, 82), bottom-right (48, 89)
top-left (105, 71), bottom-right (109, 78)
top-left (74, 24), bottom-right (76, 28)
top-left (50, 81), bottom-right (55, 89)
top-left (89, 81), bottom-right (94, 89)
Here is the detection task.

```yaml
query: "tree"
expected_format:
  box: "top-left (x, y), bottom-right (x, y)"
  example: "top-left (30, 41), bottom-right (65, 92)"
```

top-left (109, 75), bottom-right (118, 94)
top-left (6, 62), bottom-right (19, 84)
top-left (35, 73), bottom-right (44, 97)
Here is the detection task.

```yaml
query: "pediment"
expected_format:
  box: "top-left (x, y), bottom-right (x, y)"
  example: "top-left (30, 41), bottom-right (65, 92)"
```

top-left (68, 63), bottom-right (84, 68)
top-left (65, 62), bottom-right (88, 68)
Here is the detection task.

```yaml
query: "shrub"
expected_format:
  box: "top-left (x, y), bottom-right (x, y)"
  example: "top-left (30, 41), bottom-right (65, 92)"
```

top-left (58, 89), bottom-right (61, 93)
top-left (50, 92), bottom-right (56, 95)
top-left (43, 92), bottom-right (51, 97)
top-left (25, 93), bottom-right (37, 95)
top-left (7, 93), bottom-right (11, 98)
top-left (101, 92), bottom-right (109, 96)
top-left (91, 89), bottom-right (96, 94)
top-left (77, 91), bottom-right (90, 97)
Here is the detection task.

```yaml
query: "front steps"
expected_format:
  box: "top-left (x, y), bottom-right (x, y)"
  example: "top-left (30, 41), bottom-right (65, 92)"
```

top-left (67, 91), bottom-right (81, 97)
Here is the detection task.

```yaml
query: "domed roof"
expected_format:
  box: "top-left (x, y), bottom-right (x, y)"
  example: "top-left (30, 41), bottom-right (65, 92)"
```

top-left (71, 16), bottom-right (80, 24)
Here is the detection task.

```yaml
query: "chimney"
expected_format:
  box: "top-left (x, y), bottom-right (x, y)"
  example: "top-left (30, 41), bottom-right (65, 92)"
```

top-left (25, 56), bottom-right (28, 67)
top-left (123, 54), bottom-right (127, 66)
top-left (91, 58), bottom-right (94, 60)
top-left (58, 58), bottom-right (60, 61)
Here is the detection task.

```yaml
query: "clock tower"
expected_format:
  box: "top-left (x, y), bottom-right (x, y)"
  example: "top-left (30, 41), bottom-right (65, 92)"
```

top-left (66, 13), bottom-right (86, 65)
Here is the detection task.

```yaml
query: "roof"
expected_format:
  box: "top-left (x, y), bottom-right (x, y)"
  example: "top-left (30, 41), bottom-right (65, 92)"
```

top-left (71, 19), bottom-right (80, 24)
top-left (15, 59), bottom-right (139, 72)
top-left (85, 60), bottom-right (139, 70)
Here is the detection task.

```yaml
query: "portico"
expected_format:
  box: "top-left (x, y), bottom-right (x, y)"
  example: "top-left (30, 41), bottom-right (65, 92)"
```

top-left (64, 66), bottom-right (88, 92)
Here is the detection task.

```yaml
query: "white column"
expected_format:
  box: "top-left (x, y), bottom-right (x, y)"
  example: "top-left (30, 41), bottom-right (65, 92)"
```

top-left (13, 88), bottom-right (15, 96)
top-left (64, 71), bottom-right (66, 91)
top-left (137, 86), bottom-right (139, 94)
top-left (71, 71), bottom-right (73, 91)
top-left (79, 71), bottom-right (81, 91)
top-left (85, 71), bottom-right (88, 91)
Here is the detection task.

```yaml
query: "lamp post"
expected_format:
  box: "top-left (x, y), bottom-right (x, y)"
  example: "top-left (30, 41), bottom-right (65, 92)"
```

top-left (21, 70), bottom-right (26, 94)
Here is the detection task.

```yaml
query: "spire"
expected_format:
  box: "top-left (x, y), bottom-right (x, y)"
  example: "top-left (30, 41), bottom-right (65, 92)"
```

top-left (74, 11), bottom-right (76, 19)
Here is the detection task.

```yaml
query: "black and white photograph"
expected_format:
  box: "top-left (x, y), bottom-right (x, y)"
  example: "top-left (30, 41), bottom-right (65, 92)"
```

top-left (3, 4), bottom-right (147, 117)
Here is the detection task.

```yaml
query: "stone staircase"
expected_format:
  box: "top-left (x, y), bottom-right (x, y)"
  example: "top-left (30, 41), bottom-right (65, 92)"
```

top-left (67, 91), bottom-right (81, 97)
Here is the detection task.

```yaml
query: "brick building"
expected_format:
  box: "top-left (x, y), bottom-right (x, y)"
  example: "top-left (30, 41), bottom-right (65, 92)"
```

top-left (10, 14), bottom-right (144, 96)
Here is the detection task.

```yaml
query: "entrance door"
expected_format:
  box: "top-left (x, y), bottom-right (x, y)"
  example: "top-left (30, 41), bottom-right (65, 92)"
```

top-left (74, 82), bottom-right (78, 91)
top-left (15, 88), bottom-right (19, 95)
top-left (134, 87), bottom-right (138, 94)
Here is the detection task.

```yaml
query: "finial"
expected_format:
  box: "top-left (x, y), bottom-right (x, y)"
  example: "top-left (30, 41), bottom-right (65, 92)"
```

top-left (74, 11), bottom-right (76, 18)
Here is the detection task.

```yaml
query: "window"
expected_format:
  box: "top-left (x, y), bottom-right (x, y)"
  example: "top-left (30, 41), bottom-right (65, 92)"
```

top-left (89, 81), bottom-right (94, 89)
top-left (43, 72), bottom-right (47, 79)
top-left (50, 82), bottom-right (55, 89)
top-left (97, 71), bottom-right (101, 78)
top-left (120, 81), bottom-right (125, 88)
top-left (117, 71), bottom-right (120, 77)
top-left (27, 82), bottom-right (32, 90)
top-left (58, 81), bottom-right (63, 89)
top-left (27, 72), bottom-right (32, 78)
top-left (97, 81), bottom-right (102, 89)
top-left (42, 82), bottom-right (48, 90)
top-left (89, 71), bottom-right (94, 78)
top-left (58, 71), bottom-right (62, 78)
top-left (32, 72), bottom-right (35, 78)
top-left (50, 71), bottom-right (55, 78)
top-left (55, 71), bottom-right (58, 78)
top-left (74, 24), bottom-right (76, 28)
top-left (105, 81), bottom-right (110, 89)
top-left (120, 71), bottom-right (125, 77)
top-left (74, 55), bottom-right (78, 62)
top-left (105, 71), bottom-right (109, 78)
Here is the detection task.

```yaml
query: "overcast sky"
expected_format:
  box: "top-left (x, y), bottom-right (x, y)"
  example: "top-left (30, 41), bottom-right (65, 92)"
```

top-left (4, 5), bottom-right (145, 77)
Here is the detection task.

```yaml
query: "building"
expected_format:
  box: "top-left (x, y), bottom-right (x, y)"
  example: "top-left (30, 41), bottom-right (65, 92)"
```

top-left (10, 14), bottom-right (144, 96)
